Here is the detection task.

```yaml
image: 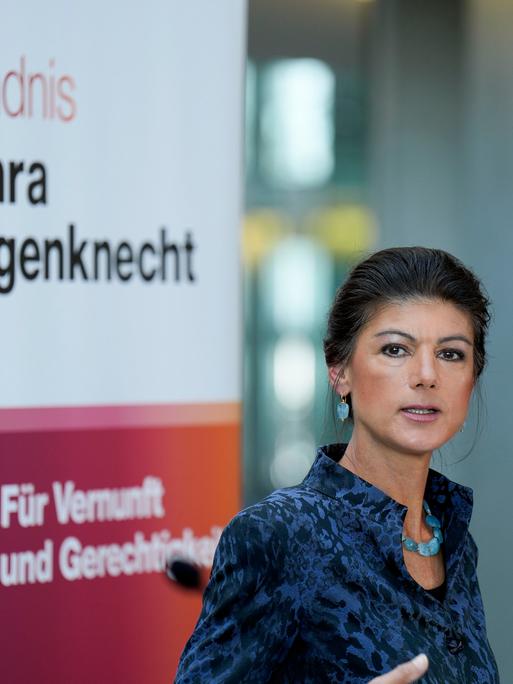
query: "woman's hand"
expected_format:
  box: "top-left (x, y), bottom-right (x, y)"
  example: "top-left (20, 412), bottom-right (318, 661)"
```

top-left (369, 653), bottom-right (429, 683)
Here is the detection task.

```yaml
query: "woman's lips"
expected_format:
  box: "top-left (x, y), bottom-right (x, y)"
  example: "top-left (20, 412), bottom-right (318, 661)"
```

top-left (400, 407), bottom-right (441, 423)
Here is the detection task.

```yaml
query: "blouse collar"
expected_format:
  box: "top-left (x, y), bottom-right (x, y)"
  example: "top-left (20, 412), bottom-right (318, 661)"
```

top-left (302, 443), bottom-right (474, 597)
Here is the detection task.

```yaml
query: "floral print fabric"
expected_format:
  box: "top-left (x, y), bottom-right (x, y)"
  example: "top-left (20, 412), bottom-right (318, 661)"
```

top-left (175, 443), bottom-right (500, 683)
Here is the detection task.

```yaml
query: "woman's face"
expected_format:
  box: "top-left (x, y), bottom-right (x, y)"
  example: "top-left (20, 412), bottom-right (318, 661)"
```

top-left (338, 298), bottom-right (475, 456)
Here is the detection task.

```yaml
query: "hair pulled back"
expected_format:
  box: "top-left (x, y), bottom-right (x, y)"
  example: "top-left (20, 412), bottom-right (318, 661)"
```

top-left (324, 247), bottom-right (491, 384)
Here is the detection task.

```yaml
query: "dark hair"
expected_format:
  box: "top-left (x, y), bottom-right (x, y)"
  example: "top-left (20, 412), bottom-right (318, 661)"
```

top-left (324, 247), bottom-right (491, 404)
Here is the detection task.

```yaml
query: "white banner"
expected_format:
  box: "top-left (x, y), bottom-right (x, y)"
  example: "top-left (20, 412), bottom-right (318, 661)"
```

top-left (0, 0), bottom-right (245, 408)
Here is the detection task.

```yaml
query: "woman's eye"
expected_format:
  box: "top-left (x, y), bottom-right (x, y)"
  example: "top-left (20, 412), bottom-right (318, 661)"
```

top-left (439, 349), bottom-right (465, 361)
top-left (382, 344), bottom-right (407, 357)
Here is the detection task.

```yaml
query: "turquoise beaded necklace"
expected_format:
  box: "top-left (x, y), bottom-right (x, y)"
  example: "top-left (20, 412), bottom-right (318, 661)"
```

top-left (402, 500), bottom-right (443, 556)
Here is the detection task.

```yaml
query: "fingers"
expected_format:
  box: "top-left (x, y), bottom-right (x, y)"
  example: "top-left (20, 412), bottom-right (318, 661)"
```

top-left (369, 653), bottom-right (429, 683)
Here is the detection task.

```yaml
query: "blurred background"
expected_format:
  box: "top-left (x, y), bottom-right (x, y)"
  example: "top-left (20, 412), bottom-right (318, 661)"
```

top-left (243, 0), bottom-right (512, 679)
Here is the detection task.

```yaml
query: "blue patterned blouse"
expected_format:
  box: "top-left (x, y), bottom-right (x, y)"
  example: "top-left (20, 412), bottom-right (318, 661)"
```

top-left (175, 443), bottom-right (500, 683)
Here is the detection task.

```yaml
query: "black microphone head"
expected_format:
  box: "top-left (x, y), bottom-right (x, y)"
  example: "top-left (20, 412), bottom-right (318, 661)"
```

top-left (166, 558), bottom-right (201, 589)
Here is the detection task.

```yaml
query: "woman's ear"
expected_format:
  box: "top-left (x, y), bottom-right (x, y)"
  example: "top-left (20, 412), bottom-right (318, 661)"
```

top-left (327, 365), bottom-right (351, 396)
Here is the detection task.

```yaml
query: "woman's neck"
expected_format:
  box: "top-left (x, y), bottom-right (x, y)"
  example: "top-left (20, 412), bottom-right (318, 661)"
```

top-left (339, 429), bottom-right (433, 539)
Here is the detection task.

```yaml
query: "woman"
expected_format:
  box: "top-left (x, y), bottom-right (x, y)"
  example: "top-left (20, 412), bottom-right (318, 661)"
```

top-left (175, 247), bottom-right (500, 683)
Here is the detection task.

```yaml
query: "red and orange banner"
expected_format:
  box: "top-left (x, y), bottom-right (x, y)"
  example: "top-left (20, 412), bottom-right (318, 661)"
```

top-left (2, 404), bottom-right (240, 682)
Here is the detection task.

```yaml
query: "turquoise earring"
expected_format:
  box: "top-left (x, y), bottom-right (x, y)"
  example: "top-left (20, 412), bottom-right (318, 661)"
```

top-left (337, 395), bottom-right (349, 422)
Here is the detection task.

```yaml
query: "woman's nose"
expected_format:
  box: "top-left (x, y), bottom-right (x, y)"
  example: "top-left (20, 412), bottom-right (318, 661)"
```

top-left (409, 350), bottom-right (438, 388)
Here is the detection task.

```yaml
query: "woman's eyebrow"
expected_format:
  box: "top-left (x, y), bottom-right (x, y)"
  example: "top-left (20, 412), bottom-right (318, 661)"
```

top-left (374, 330), bottom-right (473, 346)
top-left (374, 329), bottom-right (415, 341)
top-left (438, 335), bottom-right (473, 346)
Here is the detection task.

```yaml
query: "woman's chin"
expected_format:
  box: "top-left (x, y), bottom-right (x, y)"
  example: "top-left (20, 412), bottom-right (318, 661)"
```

top-left (400, 437), bottom-right (450, 456)
top-left (387, 426), bottom-right (454, 455)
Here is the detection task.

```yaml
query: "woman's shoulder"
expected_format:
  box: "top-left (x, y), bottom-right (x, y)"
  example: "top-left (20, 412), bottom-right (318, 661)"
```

top-left (231, 481), bottom-right (322, 530)
top-left (219, 481), bottom-right (336, 565)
